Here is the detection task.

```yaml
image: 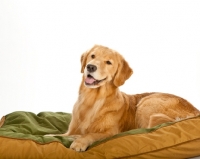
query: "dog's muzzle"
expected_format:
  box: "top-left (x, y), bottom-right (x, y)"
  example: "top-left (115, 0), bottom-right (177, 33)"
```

top-left (85, 74), bottom-right (106, 85)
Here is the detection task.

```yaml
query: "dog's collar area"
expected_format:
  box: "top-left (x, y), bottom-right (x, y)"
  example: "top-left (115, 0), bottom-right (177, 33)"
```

top-left (85, 74), bottom-right (106, 85)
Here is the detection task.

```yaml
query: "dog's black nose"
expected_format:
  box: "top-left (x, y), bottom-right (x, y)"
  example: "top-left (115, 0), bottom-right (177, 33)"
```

top-left (87, 64), bottom-right (97, 72)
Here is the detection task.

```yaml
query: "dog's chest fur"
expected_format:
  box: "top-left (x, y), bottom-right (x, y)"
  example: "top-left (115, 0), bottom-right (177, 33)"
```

top-left (74, 95), bottom-right (106, 134)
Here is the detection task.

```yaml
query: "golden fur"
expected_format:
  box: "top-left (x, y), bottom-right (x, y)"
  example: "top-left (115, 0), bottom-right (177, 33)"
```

top-left (48, 45), bottom-right (199, 152)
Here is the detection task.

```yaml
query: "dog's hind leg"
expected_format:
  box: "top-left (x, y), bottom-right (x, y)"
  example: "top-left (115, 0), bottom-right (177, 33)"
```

top-left (147, 113), bottom-right (174, 128)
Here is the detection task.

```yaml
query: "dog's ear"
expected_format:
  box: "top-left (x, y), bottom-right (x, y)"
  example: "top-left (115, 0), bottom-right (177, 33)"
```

top-left (80, 51), bottom-right (89, 73)
top-left (113, 57), bottom-right (133, 87)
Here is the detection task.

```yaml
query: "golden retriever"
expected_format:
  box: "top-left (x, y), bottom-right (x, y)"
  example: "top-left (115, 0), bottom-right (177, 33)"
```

top-left (47, 45), bottom-right (199, 152)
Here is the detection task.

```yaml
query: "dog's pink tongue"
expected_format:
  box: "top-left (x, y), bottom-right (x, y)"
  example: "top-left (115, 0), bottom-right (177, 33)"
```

top-left (85, 77), bottom-right (96, 84)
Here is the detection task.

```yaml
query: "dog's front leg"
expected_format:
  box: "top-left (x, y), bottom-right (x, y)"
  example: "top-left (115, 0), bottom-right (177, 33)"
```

top-left (70, 132), bottom-right (113, 152)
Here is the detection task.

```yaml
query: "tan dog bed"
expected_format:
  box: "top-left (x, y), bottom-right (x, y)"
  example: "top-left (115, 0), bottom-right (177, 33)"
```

top-left (0, 111), bottom-right (200, 158)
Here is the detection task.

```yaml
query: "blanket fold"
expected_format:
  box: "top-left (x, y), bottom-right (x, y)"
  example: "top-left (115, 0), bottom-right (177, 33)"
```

top-left (0, 111), bottom-right (73, 147)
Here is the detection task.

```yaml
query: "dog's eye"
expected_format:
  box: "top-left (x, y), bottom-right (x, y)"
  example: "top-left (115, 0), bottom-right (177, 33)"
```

top-left (91, 54), bottom-right (95, 59)
top-left (106, 61), bottom-right (112, 65)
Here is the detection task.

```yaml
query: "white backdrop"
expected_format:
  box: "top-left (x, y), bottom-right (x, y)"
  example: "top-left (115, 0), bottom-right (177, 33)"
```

top-left (0, 0), bottom-right (200, 118)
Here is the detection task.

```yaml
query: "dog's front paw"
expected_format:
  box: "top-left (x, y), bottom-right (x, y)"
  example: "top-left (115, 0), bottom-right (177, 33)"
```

top-left (70, 138), bottom-right (89, 152)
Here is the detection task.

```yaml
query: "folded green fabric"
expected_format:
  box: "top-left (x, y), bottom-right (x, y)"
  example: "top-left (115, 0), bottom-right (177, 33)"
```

top-left (0, 111), bottom-right (73, 147)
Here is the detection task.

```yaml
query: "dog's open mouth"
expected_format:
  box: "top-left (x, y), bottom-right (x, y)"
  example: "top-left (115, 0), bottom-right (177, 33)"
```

top-left (85, 74), bottom-right (106, 85)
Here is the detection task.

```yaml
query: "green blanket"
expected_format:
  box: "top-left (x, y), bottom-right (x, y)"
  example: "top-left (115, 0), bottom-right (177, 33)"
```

top-left (0, 111), bottom-right (174, 149)
top-left (0, 111), bottom-right (73, 147)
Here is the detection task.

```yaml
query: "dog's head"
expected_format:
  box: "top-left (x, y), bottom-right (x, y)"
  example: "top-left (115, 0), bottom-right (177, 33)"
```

top-left (81, 45), bottom-right (133, 88)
